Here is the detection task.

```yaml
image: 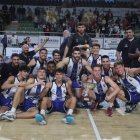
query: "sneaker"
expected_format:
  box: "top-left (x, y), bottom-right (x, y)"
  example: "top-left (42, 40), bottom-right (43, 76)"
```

top-left (62, 115), bottom-right (75, 124)
top-left (125, 103), bottom-right (137, 113)
top-left (0, 113), bottom-right (5, 120)
top-left (106, 107), bottom-right (113, 117)
top-left (90, 101), bottom-right (98, 111)
top-left (1, 111), bottom-right (16, 121)
top-left (35, 114), bottom-right (46, 125)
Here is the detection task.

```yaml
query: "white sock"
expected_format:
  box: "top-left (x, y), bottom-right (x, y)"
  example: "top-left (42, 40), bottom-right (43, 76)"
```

top-left (40, 109), bottom-right (46, 117)
top-left (109, 102), bottom-right (113, 108)
top-left (11, 107), bottom-right (16, 113)
top-left (67, 109), bottom-right (73, 116)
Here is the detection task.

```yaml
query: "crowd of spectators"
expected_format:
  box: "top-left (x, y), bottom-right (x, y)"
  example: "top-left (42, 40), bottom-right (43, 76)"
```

top-left (0, 4), bottom-right (139, 37)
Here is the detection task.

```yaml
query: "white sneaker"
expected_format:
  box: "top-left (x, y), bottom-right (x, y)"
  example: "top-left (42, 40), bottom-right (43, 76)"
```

top-left (0, 113), bottom-right (5, 120)
top-left (1, 111), bottom-right (16, 121)
top-left (35, 114), bottom-right (47, 125)
top-left (62, 115), bottom-right (75, 124)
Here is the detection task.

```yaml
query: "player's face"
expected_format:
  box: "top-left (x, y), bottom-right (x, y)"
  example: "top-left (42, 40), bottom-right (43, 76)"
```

top-left (39, 50), bottom-right (47, 60)
top-left (22, 44), bottom-right (29, 53)
top-left (55, 72), bottom-right (64, 81)
top-left (72, 51), bottom-right (81, 61)
top-left (12, 56), bottom-right (20, 66)
top-left (37, 69), bottom-right (46, 79)
top-left (114, 64), bottom-right (125, 76)
top-left (92, 67), bottom-right (101, 78)
top-left (47, 64), bottom-right (56, 74)
top-left (101, 58), bottom-right (110, 69)
top-left (53, 53), bottom-right (61, 63)
top-left (126, 29), bottom-right (134, 40)
top-left (92, 46), bottom-right (100, 55)
top-left (77, 25), bottom-right (85, 34)
top-left (20, 70), bottom-right (29, 79)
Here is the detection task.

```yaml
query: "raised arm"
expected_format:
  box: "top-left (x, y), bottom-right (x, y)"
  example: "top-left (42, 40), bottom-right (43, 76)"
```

top-left (56, 57), bottom-right (69, 69)
top-left (34, 36), bottom-right (49, 53)
top-left (82, 59), bottom-right (92, 74)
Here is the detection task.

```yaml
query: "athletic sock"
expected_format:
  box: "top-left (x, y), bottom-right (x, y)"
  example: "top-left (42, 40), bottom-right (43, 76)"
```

top-left (67, 109), bottom-right (73, 116)
top-left (109, 102), bottom-right (113, 108)
top-left (40, 109), bottom-right (46, 117)
top-left (11, 107), bottom-right (16, 113)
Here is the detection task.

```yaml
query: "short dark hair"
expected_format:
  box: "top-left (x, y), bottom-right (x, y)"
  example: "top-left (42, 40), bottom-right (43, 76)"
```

top-left (38, 67), bottom-right (46, 71)
top-left (125, 26), bottom-right (134, 31)
top-left (11, 53), bottom-right (20, 59)
top-left (101, 55), bottom-right (109, 60)
top-left (92, 43), bottom-right (100, 48)
top-left (19, 65), bottom-right (30, 72)
top-left (39, 48), bottom-right (48, 54)
top-left (55, 68), bottom-right (65, 74)
top-left (114, 61), bottom-right (124, 67)
top-left (47, 60), bottom-right (56, 66)
top-left (76, 22), bottom-right (86, 27)
top-left (72, 47), bottom-right (81, 53)
top-left (92, 64), bottom-right (102, 70)
top-left (52, 49), bottom-right (61, 56)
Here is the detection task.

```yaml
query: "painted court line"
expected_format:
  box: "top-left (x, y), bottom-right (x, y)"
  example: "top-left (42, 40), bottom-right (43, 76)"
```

top-left (86, 109), bottom-right (102, 140)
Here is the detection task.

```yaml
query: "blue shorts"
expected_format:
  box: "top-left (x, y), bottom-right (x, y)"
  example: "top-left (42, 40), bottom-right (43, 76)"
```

top-left (72, 81), bottom-right (82, 89)
top-left (0, 94), bottom-right (13, 109)
top-left (95, 93), bottom-right (106, 102)
top-left (127, 91), bottom-right (140, 104)
top-left (21, 98), bottom-right (38, 112)
top-left (46, 99), bottom-right (67, 113)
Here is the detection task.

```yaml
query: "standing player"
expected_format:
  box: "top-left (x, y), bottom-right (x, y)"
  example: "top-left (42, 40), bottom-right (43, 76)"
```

top-left (57, 47), bottom-right (92, 100)
top-left (35, 68), bottom-right (77, 125)
top-left (87, 43), bottom-right (102, 67)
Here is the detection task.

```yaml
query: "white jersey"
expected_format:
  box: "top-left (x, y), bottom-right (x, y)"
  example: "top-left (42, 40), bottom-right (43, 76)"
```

top-left (66, 58), bottom-right (83, 81)
top-left (46, 74), bottom-right (54, 82)
top-left (119, 73), bottom-right (140, 93)
top-left (92, 76), bottom-right (108, 94)
top-left (25, 79), bottom-right (45, 99)
top-left (87, 54), bottom-right (101, 66)
top-left (50, 81), bottom-right (67, 101)
top-left (101, 67), bottom-right (113, 77)
top-left (32, 57), bottom-right (46, 75)
top-left (1, 77), bottom-right (20, 98)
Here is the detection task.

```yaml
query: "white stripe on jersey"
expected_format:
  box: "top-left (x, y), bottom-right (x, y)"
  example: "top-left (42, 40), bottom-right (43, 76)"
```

top-left (51, 81), bottom-right (67, 101)
top-left (87, 54), bottom-right (101, 66)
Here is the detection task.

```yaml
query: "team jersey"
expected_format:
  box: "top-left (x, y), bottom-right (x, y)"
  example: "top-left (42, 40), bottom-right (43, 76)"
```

top-left (46, 74), bottom-right (54, 82)
top-left (25, 79), bottom-right (45, 99)
top-left (66, 58), bottom-right (83, 81)
top-left (50, 81), bottom-right (67, 101)
top-left (101, 67), bottom-right (114, 77)
top-left (92, 76), bottom-right (109, 95)
top-left (31, 57), bottom-right (46, 75)
top-left (1, 77), bottom-right (21, 98)
top-left (87, 54), bottom-right (101, 67)
top-left (119, 72), bottom-right (140, 93)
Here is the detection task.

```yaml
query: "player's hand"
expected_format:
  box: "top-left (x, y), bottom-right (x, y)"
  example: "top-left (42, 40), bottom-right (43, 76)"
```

top-left (105, 95), bottom-right (112, 101)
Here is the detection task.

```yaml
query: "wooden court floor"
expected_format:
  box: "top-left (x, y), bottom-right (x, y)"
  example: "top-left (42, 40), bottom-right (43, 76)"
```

top-left (0, 105), bottom-right (140, 140)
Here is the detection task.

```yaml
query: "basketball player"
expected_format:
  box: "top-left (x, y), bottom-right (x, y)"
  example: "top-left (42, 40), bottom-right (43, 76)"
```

top-left (114, 61), bottom-right (140, 113)
top-left (57, 47), bottom-right (92, 100)
top-left (0, 65), bottom-right (29, 118)
top-left (35, 68), bottom-right (77, 125)
top-left (89, 64), bottom-right (120, 116)
top-left (0, 67), bottom-right (46, 120)
top-left (28, 48), bottom-right (47, 76)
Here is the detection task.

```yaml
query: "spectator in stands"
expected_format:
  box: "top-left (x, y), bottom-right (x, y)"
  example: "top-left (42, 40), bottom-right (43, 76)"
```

top-left (128, 38), bottom-right (140, 68)
top-left (116, 26), bottom-right (137, 67)
top-left (0, 53), bottom-right (20, 84)
top-left (1, 34), bottom-right (7, 56)
top-left (63, 22), bottom-right (92, 58)
top-left (60, 30), bottom-right (71, 58)
top-left (9, 33), bottom-right (18, 47)
top-left (19, 36), bottom-right (49, 65)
